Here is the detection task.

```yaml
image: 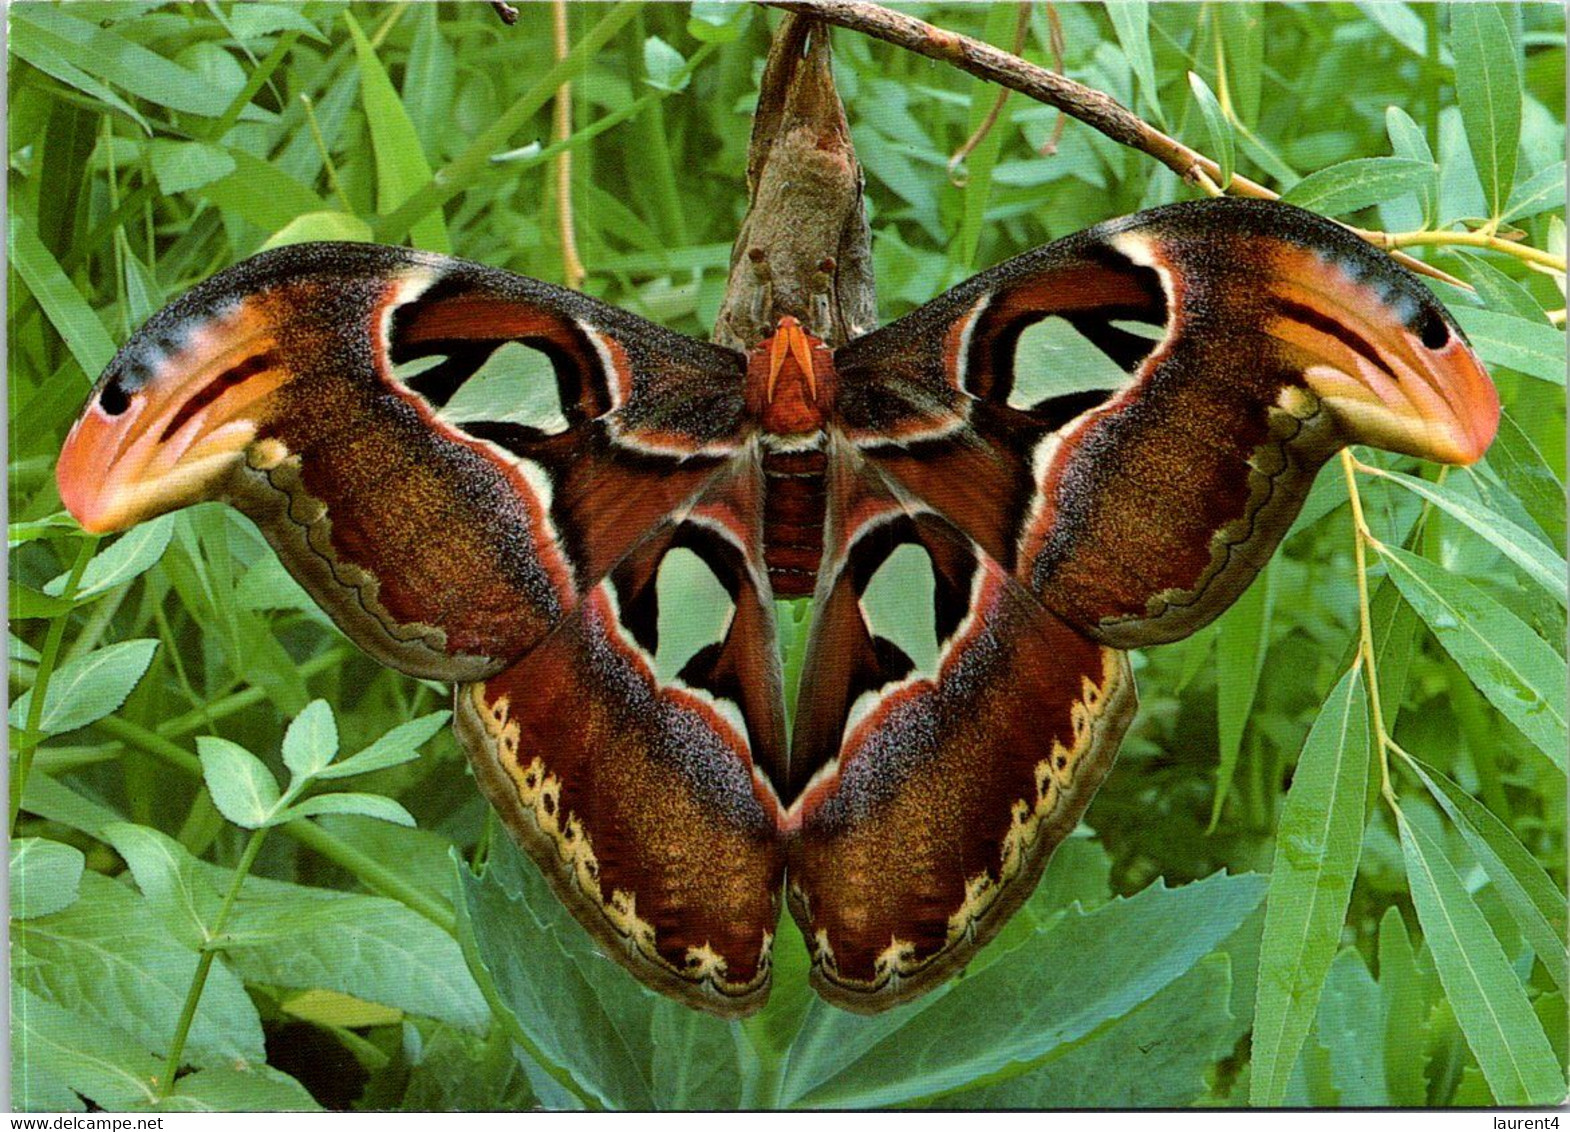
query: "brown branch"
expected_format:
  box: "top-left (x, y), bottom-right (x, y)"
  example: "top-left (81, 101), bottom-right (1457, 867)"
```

top-left (762, 0), bottom-right (1467, 290)
top-left (1038, 3), bottom-right (1066, 156)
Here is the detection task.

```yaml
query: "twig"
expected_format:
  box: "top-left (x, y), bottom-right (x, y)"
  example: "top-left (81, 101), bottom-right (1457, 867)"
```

top-left (1371, 228), bottom-right (1568, 273)
top-left (947, 3), bottom-right (1031, 187)
top-left (762, 0), bottom-right (1469, 290)
top-left (552, 0), bottom-right (586, 290)
top-left (1038, 3), bottom-right (1066, 156)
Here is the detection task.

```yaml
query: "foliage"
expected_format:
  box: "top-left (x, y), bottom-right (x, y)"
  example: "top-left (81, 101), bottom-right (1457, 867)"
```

top-left (8, 0), bottom-right (1565, 1111)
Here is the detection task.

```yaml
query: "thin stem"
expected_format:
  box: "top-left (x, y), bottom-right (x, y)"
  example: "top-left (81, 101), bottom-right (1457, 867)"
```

top-left (11, 538), bottom-right (98, 833)
top-left (301, 94), bottom-right (353, 214)
top-left (157, 826), bottom-right (269, 1097)
top-left (1339, 450), bottom-right (1397, 812)
top-left (552, 0), bottom-right (585, 290)
top-left (947, 3), bottom-right (1030, 186)
top-left (1374, 228), bottom-right (1567, 273)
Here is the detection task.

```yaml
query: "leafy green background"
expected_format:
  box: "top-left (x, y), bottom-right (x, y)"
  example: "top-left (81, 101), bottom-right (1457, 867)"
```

top-left (8, 0), bottom-right (1566, 1111)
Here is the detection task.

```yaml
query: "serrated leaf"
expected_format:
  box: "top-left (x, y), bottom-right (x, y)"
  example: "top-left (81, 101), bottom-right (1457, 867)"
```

top-left (9, 639), bottom-right (160, 736)
top-left (1282, 157), bottom-right (1437, 217)
top-left (282, 699), bottom-right (338, 782)
top-left (1316, 949), bottom-right (1389, 1106)
top-left (1250, 665), bottom-right (1371, 1107)
top-left (1188, 72), bottom-right (1234, 190)
top-left (344, 11), bottom-right (448, 252)
top-left (1458, 251), bottom-right (1550, 322)
top-left (642, 36), bottom-right (689, 93)
top-left (1450, 307), bottom-right (1565, 385)
top-left (15, 872), bottom-right (265, 1070)
top-left (1378, 908), bottom-right (1430, 1107)
top-left (782, 872), bottom-right (1267, 1108)
top-left (1398, 810), bottom-right (1563, 1104)
top-left (102, 823), bottom-right (223, 950)
top-left (1407, 757), bottom-right (1567, 992)
top-left (143, 1066), bottom-right (322, 1113)
top-left (196, 736), bottom-right (282, 828)
top-left (44, 514), bottom-right (175, 602)
top-left (1365, 467), bottom-right (1566, 606)
top-left (315, 711), bottom-right (450, 780)
top-left (1486, 411), bottom-right (1565, 547)
top-left (12, 984), bottom-right (159, 1110)
top-left (11, 838), bottom-right (85, 920)
top-left (1450, 4), bottom-right (1523, 217)
top-left (279, 792), bottom-right (415, 827)
top-left (1380, 545), bottom-right (1566, 769)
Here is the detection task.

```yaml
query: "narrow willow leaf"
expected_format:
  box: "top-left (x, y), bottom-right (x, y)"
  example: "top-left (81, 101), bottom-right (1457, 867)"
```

top-left (1451, 307), bottom-right (1566, 385)
top-left (1457, 251), bottom-right (1550, 322)
top-left (1504, 161), bottom-right (1567, 223)
top-left (1188, 73), bottom-right (1234, 190)
top-left (1386, 106), bottom-right (1439, 226)
top-left (315, 710), bottom-right (450, 780)
top-left (1365, 467), bottom-right (1566, 606)
top-left (1250, 665), bottom-right (1371, 1107)
top-left (1450, 3), bottom-right (1523, 217)
top-left (1106, 2), bottom-right (1162, 126)
top-left (1211, 560), bottom-right (1275, 829)
top-left (1487, 411), bottom-right (1566, 547)
top-left (45, 514), bottom-right (175, 602)
top-left (8, 639), bottom-right (159, 737)
top-left (281, 699), bottom-right (338, 782)
top-left (1406, 757), bottom-right (1566, 991)
top-left (1380, 546), bottom-right (1566, 768)
top-left (1281, 157), bottom-right (1436, 217)
top-left (196, 737), bottom-right (281, 829)
top-left (784, 872), bottom-right (1266, 1108)
top-left (1398, 811), bottom-right (1563, 1104)
top-left (9, 215), bottom-right (118, 376)
top-left (1216, 3), bottom-right (1262, 126)
top-left (345, 11), bottom-right (449, 253)
top-left (11, 838), bottom-right (85, 921)
top-left (1378, 908), bottom-right (1429, 1107)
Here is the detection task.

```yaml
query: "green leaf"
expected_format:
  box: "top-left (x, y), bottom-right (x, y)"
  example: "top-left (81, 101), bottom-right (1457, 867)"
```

top-left (144, 1065), bottom-right (323, 1113)
top-left (1450, 307), bottom-right (1565, 385)
top-left (642, 37), bottom-right (690, 93)
top-left (196, 736), bottom-right (282, 828)
top-left (1211, 561), bottom-right (1275, 830)
top-left (1386, 106), bottom-right (1439, 226)
top-left (261, 210), bottom-right (375, 249)
top-left (1316, 949), bottom-right (1389, 1105)
top-left (198, 150), bottom-right (325, 232)
top-left (147, 139), bottom-right (236, 195)
top-left (345, 11), bottom-right (449, 253)
top-left (1450, 3), bottom-right (1523, 217)
top-left (1378, 908), bottom-right (1430, 1107)
top-left (1380, 545), bottom-right (1566, 769)
top-left (1281, 157), bottom-right (1438, 217)
top-left (15, 872), bottom-right (265, 1070)
top-left (1503, 161), bottom-right (1567, 223)
top-left (688, 1), bottom-right (751, 43)
top-left (279, 792), bottom-right (416, 827)
top-left (1486, 410), bottom-right (1565, 548)
top-left (222, 879), bottom-right (486, 1033)
top-left (1406, 757), bottom-right (1567, 991)
top-left (1106, 2), bottom-right (1163, 126)
top-left (282, 699), bottom-right (338, 782)
top-left (782, 872), bottom-right (1267, 1108)
top-left (9, 17), bottom-right (150, 134)
top-left (315, 710), bottom-right (451, 780)
top-left (45, 514), bottom-right (175, 602)
top-left (8, 214), bottom-right (118, 376)
top-left (1249, 665), bottom-right (1371, 1107)
top-left (1364, 467), bottom-right (1566, 606)
top-left (11, 838), bottom-right (85, 920)
top-left (102, 823), bottom-right (223, 950)
top-left (1458, 251), bottom-right (1550, 322)
top-left (12, 984), bottom-right (159, 1110)
top-left (935, 954), bottom-right (1235, 1108)
top-left (1188, 72), bottom-right (1234, 190)
top-left (9, 639), bottom-right (160, 736)
top-left (1398, 810), bottom-right (1563, 1104)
